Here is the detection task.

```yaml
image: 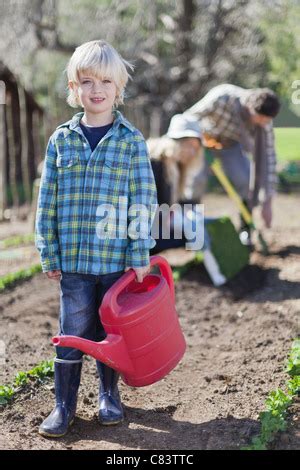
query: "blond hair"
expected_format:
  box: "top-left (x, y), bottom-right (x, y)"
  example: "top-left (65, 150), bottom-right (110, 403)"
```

top-left (65, 40), bottom-right (134, 108)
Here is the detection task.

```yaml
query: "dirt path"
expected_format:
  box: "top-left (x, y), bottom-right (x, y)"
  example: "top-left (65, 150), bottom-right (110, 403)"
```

top-left (0, 194), bottom-right (299, 450)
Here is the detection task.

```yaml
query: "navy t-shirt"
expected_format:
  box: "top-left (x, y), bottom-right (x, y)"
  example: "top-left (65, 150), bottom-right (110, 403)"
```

top-left (79, 121), bottom-right (113, 152)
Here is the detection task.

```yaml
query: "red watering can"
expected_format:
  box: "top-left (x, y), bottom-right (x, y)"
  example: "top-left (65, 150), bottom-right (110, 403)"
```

top-left (52, 256), bottom-right (186, 387)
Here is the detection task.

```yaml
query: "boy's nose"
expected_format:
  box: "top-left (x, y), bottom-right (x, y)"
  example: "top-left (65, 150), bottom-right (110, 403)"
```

top-left (91, 82), bottom-right (105, 93)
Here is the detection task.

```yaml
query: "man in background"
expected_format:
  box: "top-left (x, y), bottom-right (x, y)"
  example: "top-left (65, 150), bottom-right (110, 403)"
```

top-left (185, 84), bottom-right (280, 245)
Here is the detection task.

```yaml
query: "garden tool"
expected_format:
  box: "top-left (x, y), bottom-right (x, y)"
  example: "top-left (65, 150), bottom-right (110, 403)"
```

top-left (202, 133), bottom-right (269, 255)
top-left (53, 256), bottom-right (186, 388)
top-left (204, 216), bottom-right (249, 282)
top-left (38, 358), bottom-right (83, 438)
top-left (154, 202), bottom-right (248, 286)
top-left (179, 195), bottom-right (250, 284)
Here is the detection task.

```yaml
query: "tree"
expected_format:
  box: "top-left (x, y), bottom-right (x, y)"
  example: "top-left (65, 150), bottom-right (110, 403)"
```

top-left (0, 0), bottom-right (282, 136)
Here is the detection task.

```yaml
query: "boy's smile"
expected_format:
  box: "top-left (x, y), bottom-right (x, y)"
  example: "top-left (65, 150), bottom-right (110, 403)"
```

top-left (90, 97), bottom-right (105, 103)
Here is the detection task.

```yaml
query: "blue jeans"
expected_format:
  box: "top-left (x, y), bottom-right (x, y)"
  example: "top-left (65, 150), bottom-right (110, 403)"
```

top-left (56, 270), bottom-right (124, 361)
top-left (215, 143), bottom-right (251, 201)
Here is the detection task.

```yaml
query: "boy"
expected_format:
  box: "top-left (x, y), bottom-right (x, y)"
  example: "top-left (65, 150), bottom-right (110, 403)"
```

top-left (35, 40), bottom-right (157, 437)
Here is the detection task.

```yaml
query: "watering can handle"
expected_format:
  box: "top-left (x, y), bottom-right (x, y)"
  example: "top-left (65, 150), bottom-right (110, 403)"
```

top-left (104, 255), bottom-right (175, 317)
top-left (149, 255), bottom-right (175, 303)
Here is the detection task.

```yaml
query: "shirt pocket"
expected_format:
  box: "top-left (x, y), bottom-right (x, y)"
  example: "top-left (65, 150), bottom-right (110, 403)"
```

top-left (102, 153), bottom-right (130, 194)
top-left (56, 153), bottom-right (80, 188)
top-left (56, 153), bottom-right (80, 168)
top-left (103, 154), bottom-right (130, 170)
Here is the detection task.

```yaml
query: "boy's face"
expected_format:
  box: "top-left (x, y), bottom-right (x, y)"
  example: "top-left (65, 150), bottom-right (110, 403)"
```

top-left (69, 71), bottom-right (117, 115)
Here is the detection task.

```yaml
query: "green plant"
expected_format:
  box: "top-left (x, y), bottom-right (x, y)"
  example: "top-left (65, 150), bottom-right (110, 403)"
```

top-left (243, 338), bottom-right (300, 450)
top-left (285, 338), bottom-right (300, 377)
top-left (0, 385), bottom-right (15, 406)
top-left (172, 251), bottom-right (203, 282)
top-left (0, 264), bottom-right (42, 292)
top-left (0, 359), bottom-right (54, 406)
top-left (0, 233), bottom-right (35, 249)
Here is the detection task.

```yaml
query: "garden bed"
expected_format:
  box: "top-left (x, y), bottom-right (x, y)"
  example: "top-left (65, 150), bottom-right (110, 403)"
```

top-left (0, 194), bottom-right (299, 450)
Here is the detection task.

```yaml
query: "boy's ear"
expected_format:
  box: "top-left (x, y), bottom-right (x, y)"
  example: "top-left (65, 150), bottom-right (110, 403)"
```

top-left (68, 80), bottom-right (75, 90)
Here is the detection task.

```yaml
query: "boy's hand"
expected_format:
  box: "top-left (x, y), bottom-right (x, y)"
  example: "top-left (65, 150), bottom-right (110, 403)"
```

top-left (125, 265), bottom-right (151, 283)
top-left (46, 270), bottom-right (61, 281)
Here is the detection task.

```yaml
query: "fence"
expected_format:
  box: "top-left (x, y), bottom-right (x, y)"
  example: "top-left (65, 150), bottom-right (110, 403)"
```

top-left (0, 62), bottom-right (46, 221)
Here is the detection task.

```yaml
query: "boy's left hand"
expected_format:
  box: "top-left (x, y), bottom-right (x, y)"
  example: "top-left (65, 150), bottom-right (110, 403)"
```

top-left (125, 265), bottom-right (151, 283)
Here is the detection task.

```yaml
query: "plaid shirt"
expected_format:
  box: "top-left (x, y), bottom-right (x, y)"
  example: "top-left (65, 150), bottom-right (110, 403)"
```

top-left (35, 110), bottom-right (157, 274)
top-left (186, 84), bottom-right (277, 203)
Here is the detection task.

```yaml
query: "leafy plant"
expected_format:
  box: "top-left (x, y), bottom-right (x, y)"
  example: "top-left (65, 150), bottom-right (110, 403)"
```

top-left (285, 338), bottom-right (300, 377)
top-left (243, 337), bottom-right (300, 450)
top-left (172, 251), bottom-right (203, 282)
top-left (0, 233), bottom-right (35, 249)
top-left (0, 359), bottom-right (54, 406)
top-left (0, 385), bottom-right (15, 405)
top-left (0, 264), bottom-right (42, 292)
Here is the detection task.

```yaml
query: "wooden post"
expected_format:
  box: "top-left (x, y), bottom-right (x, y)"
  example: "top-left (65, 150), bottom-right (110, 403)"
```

top-left (18, 85), bottom-right (31, 205)
top-left (10, 81), bottom-right (23, 206)
top-left (0, 102), bottom-right (7, 220)
top-left (6, 89), bottom-right (19, 208)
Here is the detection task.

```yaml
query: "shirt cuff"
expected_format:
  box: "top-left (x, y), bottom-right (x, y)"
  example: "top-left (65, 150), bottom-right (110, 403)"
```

top-left (125, 248), bottom-right (151, 268)
top-left (40, 255), bottom-right (61, 273)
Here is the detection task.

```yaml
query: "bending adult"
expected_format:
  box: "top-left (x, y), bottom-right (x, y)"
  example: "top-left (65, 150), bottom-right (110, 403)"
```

top-left (185, 84), bottom-right (280, 244)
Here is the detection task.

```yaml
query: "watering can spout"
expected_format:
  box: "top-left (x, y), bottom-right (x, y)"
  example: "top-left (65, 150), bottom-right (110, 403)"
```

top-left (52, 334), bottom-right (134, 376)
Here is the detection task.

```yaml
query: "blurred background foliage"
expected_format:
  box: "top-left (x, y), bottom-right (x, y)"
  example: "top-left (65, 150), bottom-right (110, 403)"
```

top-left (1, 0), bottom-right (300, 136)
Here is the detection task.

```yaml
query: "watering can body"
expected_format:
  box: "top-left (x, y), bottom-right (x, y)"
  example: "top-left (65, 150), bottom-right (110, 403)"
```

top-left (52, 256), bottom-right (186, 387)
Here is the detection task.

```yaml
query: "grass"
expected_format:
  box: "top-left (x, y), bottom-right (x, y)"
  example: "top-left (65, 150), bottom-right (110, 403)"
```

top-left (274, 128), bottom-right (300, 162)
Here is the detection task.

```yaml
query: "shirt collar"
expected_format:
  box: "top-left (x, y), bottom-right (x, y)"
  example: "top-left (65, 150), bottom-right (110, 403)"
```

top-left (68, 109), bottom-right (135, 133)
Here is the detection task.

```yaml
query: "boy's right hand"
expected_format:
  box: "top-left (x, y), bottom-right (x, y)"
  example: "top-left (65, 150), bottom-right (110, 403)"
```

top-left (46, 270), bottom-right (61, 280)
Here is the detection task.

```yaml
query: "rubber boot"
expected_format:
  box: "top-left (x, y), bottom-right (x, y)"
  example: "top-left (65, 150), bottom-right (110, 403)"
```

top-left (96, 360), bottom-right (124, 425)
top-left (38, 358), bottom-right (82, 438)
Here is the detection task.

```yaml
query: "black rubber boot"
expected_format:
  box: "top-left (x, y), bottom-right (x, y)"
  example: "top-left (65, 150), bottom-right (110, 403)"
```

top-left (38, 358), bottom-right (82, 438)
top-left (96, 361), bottom-right (124, 425)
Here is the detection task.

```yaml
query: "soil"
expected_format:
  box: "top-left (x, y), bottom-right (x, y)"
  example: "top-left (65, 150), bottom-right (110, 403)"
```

top-left (0, 194), bottom-right (299, 450)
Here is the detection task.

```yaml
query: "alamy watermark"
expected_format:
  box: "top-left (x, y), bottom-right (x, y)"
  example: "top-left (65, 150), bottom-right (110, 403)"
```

top-left (0, 81), bottom-right (5, 105)
top-left (291, 80), bottom-right (300, 105)
top-left (95, 197), bottom-right (205, 251)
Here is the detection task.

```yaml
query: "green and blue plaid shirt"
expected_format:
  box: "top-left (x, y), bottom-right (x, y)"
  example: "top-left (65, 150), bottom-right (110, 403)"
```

top-left (35, 110), bottom-right (157, 274)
